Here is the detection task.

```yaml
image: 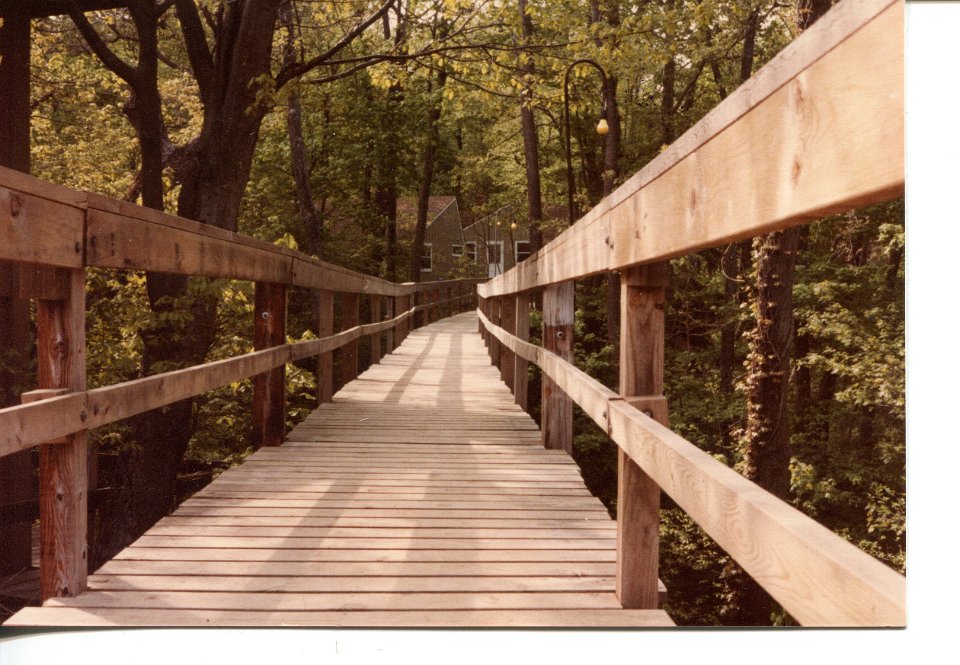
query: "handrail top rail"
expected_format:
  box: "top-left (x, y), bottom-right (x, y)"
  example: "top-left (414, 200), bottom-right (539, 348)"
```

top-left (0, 164), bottom-right (485, 297)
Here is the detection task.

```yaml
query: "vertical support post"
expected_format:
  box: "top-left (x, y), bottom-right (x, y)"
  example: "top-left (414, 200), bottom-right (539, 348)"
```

top-left (500, 294), bottom-right (516, 393)
top-left (253, 282), bottom-right (287, 448)
top-left (400, 293), bottom-right (409, 341)
top-left (616, 263), bottom-right (669, 608)
top-left (514, 292), bottom-right (530, 411)
top-left (542, 281), bottom-right (574, 453)
top-left (479, 296), bottom-right (487, 344)
top-left (489, 297), bottom-right (501, 368)
top-left (339, 291), bottom-right (359, 386)
top-left (385, 295), bottom-right (395, 354)
top-left (369, 294), bottom-right (381, 363)
top-left (35, 268), bottom-right (87, 600)
top-left (317, 289), bottom-right (334, 403)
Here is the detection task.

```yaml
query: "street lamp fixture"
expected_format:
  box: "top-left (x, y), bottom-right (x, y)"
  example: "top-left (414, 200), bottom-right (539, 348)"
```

top-left (563, 58), bottom-right (609, 226)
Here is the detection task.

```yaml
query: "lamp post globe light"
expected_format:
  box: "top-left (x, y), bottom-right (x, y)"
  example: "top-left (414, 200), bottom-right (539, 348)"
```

top-left (563, 58), bottom-right (610, 226)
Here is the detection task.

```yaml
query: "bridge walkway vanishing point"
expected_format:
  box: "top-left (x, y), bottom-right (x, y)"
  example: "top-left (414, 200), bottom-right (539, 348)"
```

top-left (5, 314), bottom-right (674, 627)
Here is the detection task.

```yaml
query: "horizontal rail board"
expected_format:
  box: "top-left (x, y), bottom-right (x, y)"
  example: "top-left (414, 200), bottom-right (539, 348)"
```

top-left (4, 607), bottom-right (673, 627)
top-left (0, 302), bottom-right (443, 453)
top-left (478, 0), bottom-right (903, 297)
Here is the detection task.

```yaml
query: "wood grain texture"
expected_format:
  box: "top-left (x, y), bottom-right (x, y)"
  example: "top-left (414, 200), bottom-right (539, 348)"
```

top-left (4, 607), bottom-right (673, 627)
top-left (252, 283), bottom-right (287, 448)
top-left (36, 268), bottom-right (87, 601)
top-left (541, 283), bottom-right (574, 453)
top-left (6, 313), bottom-right (670, 628)
top-left (616, 264), bottom-right (667, 608)
top-left (514, 292), bottom-right (530, 411)
top-left (499, 295), bottom-right (517, 393)
top-left (477, 0), bottom-right (903, 298)
top-left (317, 289), bottom-right (334, 403)
top-left (338, 291), bottom-right (359, 386)
top-left (384, 296), bottom-right (395, 354)
top-left (0, 178), bottom-right (84, 268)
top-left (369, 295), bottom-right (381, 362)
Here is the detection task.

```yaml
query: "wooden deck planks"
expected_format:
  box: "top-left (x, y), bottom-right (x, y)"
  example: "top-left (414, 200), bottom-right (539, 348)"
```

top-left (5, 313), bottom-right (672, 628)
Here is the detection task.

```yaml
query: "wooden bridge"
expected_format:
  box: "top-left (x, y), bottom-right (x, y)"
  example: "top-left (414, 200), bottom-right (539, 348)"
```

top-left (1, 0), bottom-right (905, 627)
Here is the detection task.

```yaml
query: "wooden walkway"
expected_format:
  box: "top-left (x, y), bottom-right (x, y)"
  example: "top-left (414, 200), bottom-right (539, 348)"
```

top-left (6, 313), bottom-right (672, 627)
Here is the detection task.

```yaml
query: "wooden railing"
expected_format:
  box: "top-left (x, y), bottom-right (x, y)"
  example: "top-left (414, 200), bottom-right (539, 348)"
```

top-left (0, 164), bottom-right (482, 601)
top-left (477, 0), bottom-right (905, 626)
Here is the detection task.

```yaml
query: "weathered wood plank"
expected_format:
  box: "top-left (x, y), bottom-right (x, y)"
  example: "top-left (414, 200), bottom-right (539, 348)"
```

top-left (36, 268), bottom-right (87, 601)
top-left (0, 170), bottom-right (85, 268)
top-left (317, 288), bottom-right (334, 403)
top-left (88, 575), bottom-right (617, 593)
top-left (541, 282), bottom-right (573, 453)
top-left (616, 264), bottom-right (667, 608)
top-left (113, 548), bottom-right (617, 563)
top-left (252, 282), bottom-right (286, 448)
top-left (5, 607), bottom-right (673, 627)
top-left (513, 292), bottom-right (530, 411)
top-left (47, 590), bottom-right (626, 611)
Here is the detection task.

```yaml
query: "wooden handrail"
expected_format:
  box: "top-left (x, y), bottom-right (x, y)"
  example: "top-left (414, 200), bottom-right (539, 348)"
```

top-left (0, 291), bottom-right (478, 458)
top-left (0, 165), bottom-right (483, 297)
top-left (477, 0), bottom-right (903, 298)
top-left (473, 0), bottom-right (905, 626)
top-left (477, 310), bottom-right (906, 626)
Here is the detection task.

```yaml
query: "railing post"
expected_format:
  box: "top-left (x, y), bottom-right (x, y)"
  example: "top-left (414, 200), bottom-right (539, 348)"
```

top-left (253, 282), bottom-right (287, 448)
top-left (489, 296), bottom-right (501, 368)
top-left (339, 291), bottom-right (359, 386)
top-left (370, 294), bottom-right (381, 363)
top-left (514, 292), bottom-right (530, 411)
top-left (479, 296), bottom-right (487, 345)
top-left (542, 281), bottom-right (574, 453)
top-left (385, 295), bottom-right (395, 354)
top-left (317, 289), bottom-right (334, 403)
top-left (616, 263), bottom-right (669, 608)
top-left (34, 267), bottom-right (87, 600)
top-left (500, 294), bottom-right (516, 393)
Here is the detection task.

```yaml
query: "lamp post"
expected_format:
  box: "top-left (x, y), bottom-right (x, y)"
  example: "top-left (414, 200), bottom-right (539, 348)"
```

top-left (563, 58), bottom-right (609, 226)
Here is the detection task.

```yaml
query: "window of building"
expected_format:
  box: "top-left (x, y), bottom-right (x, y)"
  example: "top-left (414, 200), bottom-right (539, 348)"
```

top-left (464, 241), bottom-right (477, 262)
top-left (515, 241), bottom-right (532, 263)
top-left (421, 243), bottom-right (433, 272)
top-left (452, 244), bottom-right (463, 258)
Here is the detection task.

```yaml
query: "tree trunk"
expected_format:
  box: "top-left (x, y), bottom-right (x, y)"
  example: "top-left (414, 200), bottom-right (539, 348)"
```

top-left (518, 0), bottom-right (544, 252)
top-left (408, 70), bottom-right (446, 282)
top-left (660, 58), bottom-right (676, 146)
top-left (718, 7), bottom-right (760, 397)
top-left (722, 0), bottom-right (833, 626)
top-left (281, 1), bottom-right (321, 256)
top-left (376, 85), bottom-right (402, 280)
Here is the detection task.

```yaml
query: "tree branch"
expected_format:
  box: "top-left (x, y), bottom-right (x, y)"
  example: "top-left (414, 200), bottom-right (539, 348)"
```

top-left (173, 0), bottom-right (214, 103)
top-left (64, 0), bottom-right (138, 82)
top-left (276, 0), bottom-right (395, 87)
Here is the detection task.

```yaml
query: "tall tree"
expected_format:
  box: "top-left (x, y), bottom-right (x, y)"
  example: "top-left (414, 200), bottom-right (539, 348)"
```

top-left (517, 0), bottom-right (544, 252)
top-left (722, 0), bottom-right (834, 626)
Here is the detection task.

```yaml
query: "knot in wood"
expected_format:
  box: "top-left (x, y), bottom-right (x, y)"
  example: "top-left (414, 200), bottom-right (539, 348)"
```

top-left (9, 193), bottom-right (23, 217)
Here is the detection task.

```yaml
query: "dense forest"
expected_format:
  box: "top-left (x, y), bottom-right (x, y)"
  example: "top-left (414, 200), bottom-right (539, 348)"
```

top-left (0, 0), bottom-right (903, 626)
